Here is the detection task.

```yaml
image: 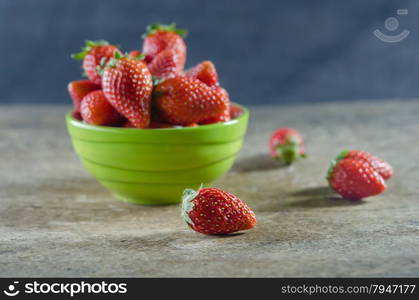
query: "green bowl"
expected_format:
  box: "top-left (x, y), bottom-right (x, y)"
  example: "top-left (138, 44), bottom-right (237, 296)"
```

top-left (66, 105), bottom-right (249, 205)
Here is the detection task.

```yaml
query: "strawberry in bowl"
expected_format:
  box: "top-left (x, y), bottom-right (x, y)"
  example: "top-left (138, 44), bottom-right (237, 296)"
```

top-left (66, 24), bottom-right (249, 205)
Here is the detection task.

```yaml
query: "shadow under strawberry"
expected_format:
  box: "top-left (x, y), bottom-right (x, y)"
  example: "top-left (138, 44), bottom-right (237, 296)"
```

top-left (286, 186), bottom-right (366, 208)
top-left (232, 153), bottom-right (290, 173)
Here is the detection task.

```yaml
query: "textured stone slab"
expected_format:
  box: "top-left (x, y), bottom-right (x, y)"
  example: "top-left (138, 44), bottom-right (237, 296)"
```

top-left (1, 101), bottom-right (419, 277)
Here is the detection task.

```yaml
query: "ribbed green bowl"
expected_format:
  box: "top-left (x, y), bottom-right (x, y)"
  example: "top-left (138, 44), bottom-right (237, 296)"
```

top-left (66, 105), bottom-right (249, 205)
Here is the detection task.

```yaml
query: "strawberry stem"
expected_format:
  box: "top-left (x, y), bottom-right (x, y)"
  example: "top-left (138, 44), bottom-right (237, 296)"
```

top-left (336, 149), bottom-right (350, 161)
top-left (71, 40), bottom-right (110, 60)
top-left (181, 184), bottom-right (203, 226)
top-left (152, 76), bottom-right (164, 87)
top-left (143, 23), bottom-right (188, 38)
top-left (275, 141), bottom-right (303, 164)
top-left (326, 160), bottom-right (337, 181)
top-left (326, 149), bottom-right (349, 183)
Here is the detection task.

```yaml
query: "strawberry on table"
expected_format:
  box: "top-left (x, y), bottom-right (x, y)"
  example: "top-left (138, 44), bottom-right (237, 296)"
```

top-left (102, 53), bottom-right (153, 128)
top-left (185, 60), bottom-right (219, 87)
top-left (72, 40), bottom-right (121, 85)
top-left (337, 150), bottom-right (393, 180)
top-left (269, 128), bottom-right (306, 164)
top-left (327, 158), bottom-right (387, 200)
top-left (80, 90), bottom-right (124, 126)
top-left (154, 76), bottom-right (229, 125)
top-left (181, 187), bottom-right (256, 235)
top-left (67, 80), bottom-right (101, 115)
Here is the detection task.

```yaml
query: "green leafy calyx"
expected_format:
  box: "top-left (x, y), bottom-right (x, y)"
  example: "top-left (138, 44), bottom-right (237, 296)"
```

top-left (326, 149), bottom-right (349, 182)
top-left (130, 52), bottom-right (146, 60)
top-left (71, 40), bottom-right (109, 60)
top-left (143, 23), bottom-right (188, 38)
top-left (275, 139), bottom-right (305, 164)
top-left (152, 76), bottom-right (164, 87)
top-left (326, 159), bottom-right (337, 181)
top-left (336, 149), bottom-right (350, 161)
top-left (181, 185), bottom-right (203, 226)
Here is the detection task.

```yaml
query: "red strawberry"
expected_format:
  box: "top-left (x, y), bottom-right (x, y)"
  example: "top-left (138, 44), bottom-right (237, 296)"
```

top-left (269, 128), bottom-right (306, 164)
top-left (72, 40), bottom-right (121, 85)
top-left (200, 108), bottom-right (230, 125)
top-left (102, 53), bottom-right (153, 128)
top-left (327, 158), bottom-right (387, 200)
top-left (67, 80), bottom-right (101, 114)
top-left (230, 104), bottom-right (243, 119)
top-left (142, 23), bottom-right (187, 65)
top-left (199, 87), bottom-right (231, 125)
top-left (154, 76), bottom-right (229, 125)
top-left (181, 187), bottom-right (256, 235)
top-left (337, 150), bottom-right (393, 180)
top-left (186, 62), bottom-right (227, 124)
top-left (72, 111), bottom-right (82, 121)
top-left (80, 90), bottom-right (124, 126)
top-left (185, 61), bottom-right (219, 87)
top-left (147, 48), bottom-right (184, 79)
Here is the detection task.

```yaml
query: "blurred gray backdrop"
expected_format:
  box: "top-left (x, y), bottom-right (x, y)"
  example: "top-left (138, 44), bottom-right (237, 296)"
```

top-left (1, 0), bottom-right (419, 105)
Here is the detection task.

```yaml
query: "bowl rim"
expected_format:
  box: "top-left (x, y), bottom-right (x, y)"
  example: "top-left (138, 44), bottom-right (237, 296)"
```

top-left (66, 102), bottom-right (249, 132)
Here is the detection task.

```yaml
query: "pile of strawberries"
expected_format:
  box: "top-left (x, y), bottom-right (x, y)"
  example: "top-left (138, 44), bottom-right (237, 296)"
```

top-left (68, 24), bottom-right (242, 128)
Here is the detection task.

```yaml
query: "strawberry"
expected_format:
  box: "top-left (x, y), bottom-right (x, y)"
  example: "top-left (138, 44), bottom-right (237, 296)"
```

top-left (72, 40), bottom-right (121, 85)
top-left (147, 48), bottom-right (184, 79)
top-left (154, 76), bottom-right (229, 125)
top-left (142, 23), bottom-right (187, 65)
top-left (182, 59), bottom-right (228, 124)
top-left (200, 108), bottom-right (230, 125)
top-left (181, 187), bottom-right (256, 235)
top-left (102, 53), bottom-right (153, 128)
top-left (230, 104), bottom-right (243, 119)
top-left (80, 90), bottom-right (124, 126)
top-left (199, 87), bottom-right (231, 125)
top-left (337, 150), bottom-right (393, 180)
top-left (185, 61), bottom-right (219, 87)
top-left (327, 158), bottom-right (387, 200)
top-left (269, 128), bottom-right (306, 164)
top-left (67, 80), bottom-right (101, 114)
top-left (72, 111), bottom-right (82, 121)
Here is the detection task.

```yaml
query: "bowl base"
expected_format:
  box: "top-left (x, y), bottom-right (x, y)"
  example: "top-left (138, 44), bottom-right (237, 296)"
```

top-left (113, 193), bottom-right (181, 206)
top-left (99, 180), bottom-right (206, 205)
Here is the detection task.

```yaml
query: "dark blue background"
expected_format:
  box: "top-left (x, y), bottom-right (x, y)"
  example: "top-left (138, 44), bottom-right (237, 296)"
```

top-left (1, 0), bottom-right (419, 105)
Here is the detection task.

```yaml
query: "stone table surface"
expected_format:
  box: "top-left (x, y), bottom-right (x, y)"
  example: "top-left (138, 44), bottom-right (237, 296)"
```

top-left (1, 101), bottom-right (419, 277)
